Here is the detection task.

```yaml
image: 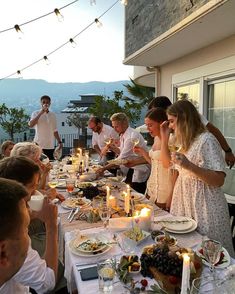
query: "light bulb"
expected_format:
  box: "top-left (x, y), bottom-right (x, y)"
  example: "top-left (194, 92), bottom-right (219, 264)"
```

top-left (121, 0), bottom-right (128, 5)
top-left (54, 8), bottom-right (64, 22)
top-left (14, 24), bottom-right (23, 39)
top-left (95, 18), bottom-right (103, 28)
top-left (90, 0), bottom-right (96, 5)
top-left (69, 38), bottom-right (77, 48)
top-left (43, 56), bottom-right (51, 65)
top-left (17, 70), bottom-right (23, 79)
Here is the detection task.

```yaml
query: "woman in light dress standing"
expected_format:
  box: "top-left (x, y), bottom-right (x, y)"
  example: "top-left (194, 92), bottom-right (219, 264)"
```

top-left (129, 108), bottom-right (172, 209)
top-left (160, 99), bottom-right (234, 256)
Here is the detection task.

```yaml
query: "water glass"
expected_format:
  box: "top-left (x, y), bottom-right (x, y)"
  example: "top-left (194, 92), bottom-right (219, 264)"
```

top-left (190, 276), bottom-right (234, 294)
top-left (202, 239), bottom-right (222, 274)
top-left (97, 259), bottom-right (116, 293)
top-left (66, 179), bottom-right (76, 195)
top-left (98, 207), bottom-right (111, 229)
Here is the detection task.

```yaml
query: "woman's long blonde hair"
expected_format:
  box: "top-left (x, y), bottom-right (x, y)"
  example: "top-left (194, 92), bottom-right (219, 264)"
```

top-left (167, 100), bottom-right (206, 152)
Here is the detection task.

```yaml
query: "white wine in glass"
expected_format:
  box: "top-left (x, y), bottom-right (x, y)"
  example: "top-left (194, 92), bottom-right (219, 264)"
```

top-left (48, 180), bottom-right (58, 189)
top-left (131, 132), bottom-right (140, 146)
top-left (104, 136), bottom-right (112, 145)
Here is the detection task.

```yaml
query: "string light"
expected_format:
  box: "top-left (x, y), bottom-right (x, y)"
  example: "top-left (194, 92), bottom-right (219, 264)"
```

top-left (94, 18), bottom-right (103, 28)
top-left (17, 70), bottom-right (23, 79)
top-left (121, 0), bottom-right (128, 5)
top-left (43, 56), bottom-right (51, 65)
top-left (14, 24), bottom-right (23, 38)
top-left (0, 0), bottom-right (79, 35)
top-left (0, 0), bottom-right (120, 80)
top-left (54, 8), bottom-right (64, 22)
top-left (69, 38), bottom-right (77, 48)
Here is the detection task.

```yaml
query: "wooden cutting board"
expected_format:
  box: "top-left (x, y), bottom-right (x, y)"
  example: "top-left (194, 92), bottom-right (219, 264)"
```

top-left (149, 254), bottom-right (202, 294)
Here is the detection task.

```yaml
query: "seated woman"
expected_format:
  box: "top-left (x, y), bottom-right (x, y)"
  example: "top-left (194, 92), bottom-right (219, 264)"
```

top-left (10, 142), bottom-right (51, 190)
top-left (160, 99), bottom-right (234, 257)
top-left (0, 140), bottom-right (15, 159)
top-left (127, 108), bottom-right (172, 210)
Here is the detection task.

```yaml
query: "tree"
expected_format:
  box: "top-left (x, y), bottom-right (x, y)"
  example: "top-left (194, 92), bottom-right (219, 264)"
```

top-left (89, 90), bottom-right (142, 124)
top-left (123, 78), bottom-right (155, 107)
top-left (0, 103), bottom-right (30, 140)
top-left (66, 111), bottom-right (88, 136)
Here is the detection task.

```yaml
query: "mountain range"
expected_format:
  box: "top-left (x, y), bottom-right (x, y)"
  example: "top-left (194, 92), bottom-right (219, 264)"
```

top-left (0, 78), bottom-right (129, 114)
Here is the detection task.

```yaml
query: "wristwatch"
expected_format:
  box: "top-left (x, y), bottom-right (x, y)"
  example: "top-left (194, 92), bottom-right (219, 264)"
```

top-left (225, 147), bottom-right (232, 153)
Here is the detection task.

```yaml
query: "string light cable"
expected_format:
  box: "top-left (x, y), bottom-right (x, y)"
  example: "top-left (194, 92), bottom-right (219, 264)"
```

top-left (0, 0), bottom-right (121, 81)
top-left (0, 0), bottom-right (79, 35)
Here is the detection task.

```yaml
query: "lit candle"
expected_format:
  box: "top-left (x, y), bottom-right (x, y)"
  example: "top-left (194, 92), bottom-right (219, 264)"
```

top-left (109, 195), bottom-right (116, 208)
top-left (139, 207), bottom-right (152, 231)
top-left (106, 186), bottom-right (110, 207)
top-left (126, 184), bottom-right (131, 198)
top-left (124, 191), bottom-right (130, 214)
top-left (85, 154), bottom-right (89, 170)
top-left (181, 254), bottom-right (190, 294)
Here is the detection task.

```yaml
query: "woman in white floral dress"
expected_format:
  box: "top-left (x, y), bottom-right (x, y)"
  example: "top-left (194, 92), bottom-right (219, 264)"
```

top-left (160, 100), bottom-right (234, 257)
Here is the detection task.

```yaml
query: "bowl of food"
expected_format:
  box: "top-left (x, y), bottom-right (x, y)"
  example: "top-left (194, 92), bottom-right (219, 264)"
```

top-left (155, 234), bottom-right (177, 246)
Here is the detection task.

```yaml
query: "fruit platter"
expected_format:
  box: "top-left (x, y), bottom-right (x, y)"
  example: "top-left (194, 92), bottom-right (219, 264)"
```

top-left (140, 243), bottom-right (202, 293)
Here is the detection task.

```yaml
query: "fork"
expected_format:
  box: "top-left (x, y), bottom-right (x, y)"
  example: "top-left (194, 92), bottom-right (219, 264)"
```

top-left (69, 207), bottom-right (80, 222)
top-left (67, 208), bottom-right (76, 220)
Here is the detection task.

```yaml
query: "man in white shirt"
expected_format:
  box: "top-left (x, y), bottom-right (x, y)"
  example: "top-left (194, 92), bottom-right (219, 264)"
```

top-left (88, 116), bottom-right (119, 164)
top-left (97, 113), bottom-right (150, 193)
top-left (0, 178), bottom-right (52, 294)
top-left (0, 157), bottom-right (58, 294)
top-left (29, 95), bottom-right (62, 160)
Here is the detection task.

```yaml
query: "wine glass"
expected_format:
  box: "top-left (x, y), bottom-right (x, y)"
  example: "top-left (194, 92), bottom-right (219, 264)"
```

top-left (116, 169), bottom-right (125, 182)
top-left (168, 133), bottom-right (181, 169)
top-left (104, 135), bottom-right (112, 145)
top-left (130, 132), bottom-right (140, 147)
top-left (98, 206), bottom-right (111, 230)
top-left (202, 239), bottom-right (222, 278)
top-left (66, 179), bottom-right (76, 196)
top-left (48, 173), bottom-right (58, 189)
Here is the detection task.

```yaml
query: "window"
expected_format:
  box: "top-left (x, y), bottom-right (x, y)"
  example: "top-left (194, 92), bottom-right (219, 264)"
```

top-left (62, 122), bottom-right (65, 126)
top-left (208, 78), bottom-right (235, 151)
top-left (175, 83), bottom-right (200, 110)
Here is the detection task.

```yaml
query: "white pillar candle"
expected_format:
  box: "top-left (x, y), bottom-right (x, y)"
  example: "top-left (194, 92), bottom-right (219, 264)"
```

top-left (181, 253), bottom-right (190, 294)
top-left (106, 186), bottom-right (110, 207)
top-left (126, 184), bottom-right (131, 198)
top-left (85, 154), bottom-right (89, 169)
top-left (109, 195), bottom-right (116, 208)
top-left (124, 192), bottom-right (130, 214)
top-left (139, 207), bottom-right (152, 231)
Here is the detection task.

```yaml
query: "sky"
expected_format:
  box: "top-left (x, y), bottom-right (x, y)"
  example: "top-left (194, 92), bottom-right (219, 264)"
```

top-left (0, 0), bottom-right (132, 83)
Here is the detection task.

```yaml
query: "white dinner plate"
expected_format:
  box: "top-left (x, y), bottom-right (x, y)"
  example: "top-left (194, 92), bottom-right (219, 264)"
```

top-left (61, 197), bottom-right (91, 210)
top-left (196, 245), bottom-right (231, 269)
top-left (158, 216), bottom-right (194, 231)
top-left (69, 237), bottom-right (112, 257)
top-left (74, 238), bottom-right (108, 253)
top-left (76, 182), bottom-right (97, 189)
top-left (162, 218), bottom-right (197, 234)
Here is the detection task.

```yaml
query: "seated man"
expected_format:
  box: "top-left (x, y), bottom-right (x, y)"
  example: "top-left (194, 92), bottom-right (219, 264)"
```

top-left (0, 178), bottom-right (52, 293)
top-left (0, 157), bottom-right (58, 294)
top-left (97, 113), bottom-right (150, 194)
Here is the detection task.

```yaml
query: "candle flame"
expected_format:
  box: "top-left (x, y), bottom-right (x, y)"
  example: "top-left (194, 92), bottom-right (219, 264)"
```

top-left (140, 207), bottom-right (151, 217)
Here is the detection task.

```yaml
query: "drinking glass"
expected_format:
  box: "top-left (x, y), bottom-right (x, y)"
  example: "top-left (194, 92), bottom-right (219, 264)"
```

top-left (190, 276), bottom-right (232, 294)
top-left (130, 132), bottom-right (140, 146)
top-left (66, 179), bottom-right (76, 196)
top-left (98, 206), bottom-right (111, 229)
top-left (202, 239), bottom-right (222, 277)
top-left (116, 169), bottom-right (125, 182)
top-left (97, 259), bottom-right (116, 293)
top-left (104, 135), bottom-right (112, 145)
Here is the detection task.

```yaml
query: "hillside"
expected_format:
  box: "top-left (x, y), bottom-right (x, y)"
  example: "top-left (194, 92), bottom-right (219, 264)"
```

top-left (0, 78), bottom-right (129, 114)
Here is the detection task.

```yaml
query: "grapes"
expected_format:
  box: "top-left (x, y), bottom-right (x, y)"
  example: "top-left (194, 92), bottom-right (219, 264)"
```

top-left (140, 244), bottom-right (183, 278)
top-left (80, 186), bottom-right (100, 200)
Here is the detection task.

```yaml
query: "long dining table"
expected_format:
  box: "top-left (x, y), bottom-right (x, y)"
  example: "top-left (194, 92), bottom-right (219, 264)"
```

top-left (54, 168), bottom-right (235, 294)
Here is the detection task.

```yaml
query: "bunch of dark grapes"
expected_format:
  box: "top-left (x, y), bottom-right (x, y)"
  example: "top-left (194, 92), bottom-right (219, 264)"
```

top-left (140, 245), bottom-right (183, 278)
top-left (80, 186), bottom-right (99, 200)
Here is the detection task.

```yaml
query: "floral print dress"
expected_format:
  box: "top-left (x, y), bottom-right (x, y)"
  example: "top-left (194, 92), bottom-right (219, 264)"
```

top-left (170, 132), bottom-right (234, 257)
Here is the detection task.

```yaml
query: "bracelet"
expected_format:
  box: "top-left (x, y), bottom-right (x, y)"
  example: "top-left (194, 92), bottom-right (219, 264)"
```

top-left (58, 141), bottom-right (62, 144)
top-left (225, 147), bottom-right (232, 153)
